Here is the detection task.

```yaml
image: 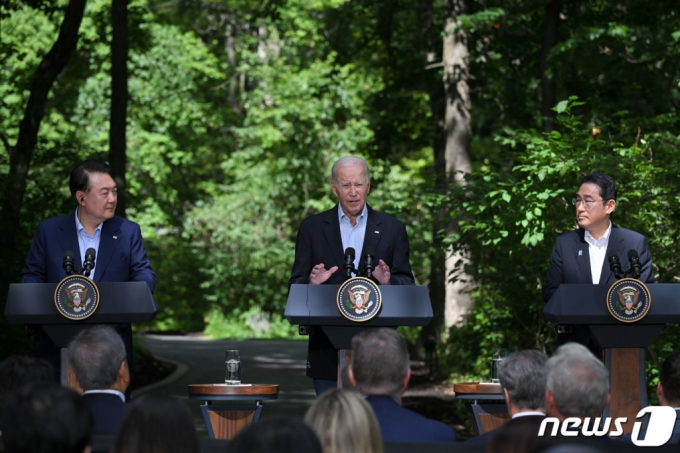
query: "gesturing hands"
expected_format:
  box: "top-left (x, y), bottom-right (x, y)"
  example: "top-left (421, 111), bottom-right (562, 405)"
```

top-left (371, 259), bottom-right (391, 285)
top-left (310, 263), bottom-right (338, 285)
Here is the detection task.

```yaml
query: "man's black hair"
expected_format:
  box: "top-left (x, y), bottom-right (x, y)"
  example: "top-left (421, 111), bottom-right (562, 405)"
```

top-left (579, 172), bottom-right (617, 201)
top-left (69, 160), bottom-right (112, 204)
top-left (660, 350), bottom-right (680, 405)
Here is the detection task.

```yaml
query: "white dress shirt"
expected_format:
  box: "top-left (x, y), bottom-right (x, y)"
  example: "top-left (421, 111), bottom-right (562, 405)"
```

top-left (584, 221), bottom-right (612, 284)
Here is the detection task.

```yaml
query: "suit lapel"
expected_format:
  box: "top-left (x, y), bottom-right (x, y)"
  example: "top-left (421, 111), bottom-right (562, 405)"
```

top-left (95, 218), bottom-right (123, 282)
top-left (574, 229), bottom-right (593, 284)
top-left (57, 212), bottom-right (83, 270)
top-left (358, 206), bottom-right (382, 273)
top-left (602, 225), bottom-right (625, 285)
top-left (323, 206), bottom-right (346, 270)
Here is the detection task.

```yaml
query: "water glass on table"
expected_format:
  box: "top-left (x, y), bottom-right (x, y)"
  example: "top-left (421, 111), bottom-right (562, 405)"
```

top-left (225, 350), bottom-right (242, 385)
top-left (491, 349), bottom-right (507, 383)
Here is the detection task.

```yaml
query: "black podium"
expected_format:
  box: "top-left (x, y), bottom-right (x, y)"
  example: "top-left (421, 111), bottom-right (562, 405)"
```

top-left (5, 281), bottom-right (158, 386)
top-left (285, 284), bottom-right (433, 382)
top-left (544, 283), bottom-right (680, 433)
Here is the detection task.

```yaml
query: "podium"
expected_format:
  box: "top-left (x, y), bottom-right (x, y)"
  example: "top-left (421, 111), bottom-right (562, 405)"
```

top-left (4, 281), bottom-right (158, 386)
top-left (285, 284), bottom-right (433, 381)
top-left (544, 283), bottom-right (680, 433)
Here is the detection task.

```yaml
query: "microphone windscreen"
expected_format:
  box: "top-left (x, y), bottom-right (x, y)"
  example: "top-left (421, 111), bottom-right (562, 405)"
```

top-left (345, 247), bottom-right (355, 260)
top-left (63, 250), bottom-right (74, 260)
top-left (628, 249), bottom-right (640, 260)
top-left (85, 248), bottom-right (96, 259)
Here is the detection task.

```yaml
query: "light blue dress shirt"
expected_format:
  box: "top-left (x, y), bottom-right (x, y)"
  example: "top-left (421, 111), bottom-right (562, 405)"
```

top-left (338, 203), bottom-right (368, 276)
top-left (74, 209), bottom-right (103, 280)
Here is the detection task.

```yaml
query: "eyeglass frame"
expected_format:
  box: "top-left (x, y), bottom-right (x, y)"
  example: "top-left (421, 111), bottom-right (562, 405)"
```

top-left (571, 198), bottom-right (612, 209)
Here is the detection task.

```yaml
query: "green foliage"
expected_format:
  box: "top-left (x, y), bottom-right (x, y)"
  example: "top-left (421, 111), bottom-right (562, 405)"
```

top-left (443, 98), bottom-right (680, 376)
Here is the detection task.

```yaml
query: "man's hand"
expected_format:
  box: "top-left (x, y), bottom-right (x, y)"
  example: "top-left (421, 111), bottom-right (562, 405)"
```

top-left (372, 259), bottom-right (391, 285)
top-left (310, 263), bottom-right (338, 285)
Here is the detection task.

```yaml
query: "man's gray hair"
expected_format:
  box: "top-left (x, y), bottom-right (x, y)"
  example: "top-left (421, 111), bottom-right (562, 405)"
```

top-left (351, 328), bottom-right (408, 396)
top-left (67, 325), bottom-right (126, 391)
top-left (546, 343), bottom-right (609, 418)
top-left (498, 350), bottom-right (548, 410)
top-left (331, 156), bottom-right (370, 184)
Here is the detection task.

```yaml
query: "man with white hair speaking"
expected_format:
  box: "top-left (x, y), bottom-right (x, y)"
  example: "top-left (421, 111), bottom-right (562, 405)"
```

top-left (289, 156), bottom-right (414, 395)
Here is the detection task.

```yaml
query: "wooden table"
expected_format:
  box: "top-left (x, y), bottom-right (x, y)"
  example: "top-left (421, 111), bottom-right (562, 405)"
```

top-left (187, 384), bottom-right (279, 439)
top-left (454, 382), bottom-right (509, 435)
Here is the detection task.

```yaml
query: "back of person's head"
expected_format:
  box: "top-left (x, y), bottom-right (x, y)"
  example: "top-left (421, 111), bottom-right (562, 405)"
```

top-left (227, 416), bottom-right (322, 453)
top-left (487, 415), bottom-right (557, 453)
top-left (304, 388), bottom-right (383, 453)
top-left (0, 382), bottom-right (93, 453)
top-left (659, 350), bottom-right (680, 406)
top-left (67, 325), bottom-right (127, 391)
top-left (579, 172), bottom-right (617, 201)
top-left (351, 328), bottom-right (409, 396)
top-left (0, 355), bottom-right (54, 408)
top-left (498, 350), bottom-right (548, 410)
top-left (546, 343), bottom-right (609, 418)
top-left (112, 394), bottom-right (199, 453)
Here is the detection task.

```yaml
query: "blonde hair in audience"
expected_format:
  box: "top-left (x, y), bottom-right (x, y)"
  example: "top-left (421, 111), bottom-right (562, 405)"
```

top-left (304, 388), bottom-right (383, 453)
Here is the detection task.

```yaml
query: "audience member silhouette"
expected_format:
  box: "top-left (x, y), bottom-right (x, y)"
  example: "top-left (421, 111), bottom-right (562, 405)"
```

top-left (0, 382), bottom-right (93, 453)
top-left (349, 328), bottom-right (457, 443)
top-left (0, 355), bottom-right (53, 411)
top-left (227, 417), bottom-right (323, 453)
top-left (112, 394), bottom-right (200, 453)
top-left (68, 325), bottom-right (131, 435)
top-left (305, 388), bottom-right (382, 453)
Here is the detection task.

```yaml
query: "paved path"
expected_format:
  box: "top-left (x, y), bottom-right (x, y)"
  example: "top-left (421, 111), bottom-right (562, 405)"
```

top-left (133, 335), bottom-right (315, 437)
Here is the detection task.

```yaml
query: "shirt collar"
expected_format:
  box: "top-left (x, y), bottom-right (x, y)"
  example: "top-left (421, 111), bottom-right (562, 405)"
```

top-left (75, 208), bottom-right (103, 236)
top-left (512, 411), bottom-right (546, 419)
top-left (584, 221), bottom-right (612, 246)
top-left (82, 389), bottom-right (126, 402)
top-left (337, 203), bottom-right (368, 224)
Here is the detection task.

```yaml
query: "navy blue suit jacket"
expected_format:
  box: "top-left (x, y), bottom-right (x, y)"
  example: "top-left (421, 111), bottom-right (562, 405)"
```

top-left (20, 211), bottom-right (156, 290)
top-left (289, 205), bottom-right (414, 380)
top-left (83, 393), bottom-right (129, 435)
top-left (542, 225), bottom-right (653, 303)
top-left (366, 395), bottom-right (456, 443)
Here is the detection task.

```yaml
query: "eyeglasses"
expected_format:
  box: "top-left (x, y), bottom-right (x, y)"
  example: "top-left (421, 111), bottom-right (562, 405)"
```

top-left (572, 198), bottom-right (605, 209)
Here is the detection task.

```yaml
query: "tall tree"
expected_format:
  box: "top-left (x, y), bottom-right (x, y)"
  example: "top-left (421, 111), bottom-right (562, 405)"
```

top-left (539, 0), bottom-right (561, 132)
top-left (0, 0), bottom-right (88, 295)
top-left (110, 0), bottom-right (129, 217)
top-left (442, 0), bottom-right (473, 330)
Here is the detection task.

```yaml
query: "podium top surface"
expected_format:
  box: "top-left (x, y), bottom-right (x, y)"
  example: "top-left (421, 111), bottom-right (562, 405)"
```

top-left (285, 284), bottom-right (432, 326)
top-left (543, 283), bottom-right (680, 324)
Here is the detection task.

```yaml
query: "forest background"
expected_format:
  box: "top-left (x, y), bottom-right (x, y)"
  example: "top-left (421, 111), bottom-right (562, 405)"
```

top-left (1, 0), bottom-right (679, 388)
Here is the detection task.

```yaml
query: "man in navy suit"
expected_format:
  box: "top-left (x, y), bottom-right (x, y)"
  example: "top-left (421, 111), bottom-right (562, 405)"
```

top-left (466, 350), bottom-right (548, 446)
top-left (68, 325), bottom-right (130, 435)
top-left (289, 156), bottom-right (414, 394)
top-left (542, 172), bottom-right (653, 348)
top-left (349, 328), bottom-right (457, 443)
top-left (20, 160), bottom-right (156, 381)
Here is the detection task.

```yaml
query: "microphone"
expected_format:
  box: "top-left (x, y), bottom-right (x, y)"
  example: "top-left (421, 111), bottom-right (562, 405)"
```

top-left (344, 247), bottom-right (356, 278)
top-left (628, 250), bottom-right (642, 279)
top-left (608, 253), bottom-right (624, 280)
top-left (63, 250), bottom-right (75, 276)
top-left (82, 248), bottom-right (96, 277)
top-left (364, 246), bottom-right (375, 279)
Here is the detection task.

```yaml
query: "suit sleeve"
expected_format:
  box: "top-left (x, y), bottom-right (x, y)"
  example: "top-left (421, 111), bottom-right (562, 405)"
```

top-left (637, 235), bottom-right (654, 283)
top-left (389, 222), bottom-right (415, 286)
top-left (289, 220), bottom-right (312, 286)
top-left (542, 238), bottom-right (564, 303)
top-left (19, 222), bottom-right (48, 284)
top-left (128, 223), bottom-right (156, 293)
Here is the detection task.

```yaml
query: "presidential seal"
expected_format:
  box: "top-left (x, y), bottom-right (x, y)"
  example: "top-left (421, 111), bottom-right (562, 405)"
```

top-left (54, 275), bottom-right (100, 321)
top-left (606, 278), bottom-right (651, 323)
top-left (337, 277), bottom-right (382, 322)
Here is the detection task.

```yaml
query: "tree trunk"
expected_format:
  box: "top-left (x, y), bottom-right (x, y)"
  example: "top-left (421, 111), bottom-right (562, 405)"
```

top-left (0, 0), bottom-right (88, 299)
top-left (540, 0), bottom-right (561, 133)
top-left (417, 0), bottom-right (448, 350)
top-left (442, 0), bottom-right (473, 328)
top-left (110, 0), bottom-right (128, 217)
